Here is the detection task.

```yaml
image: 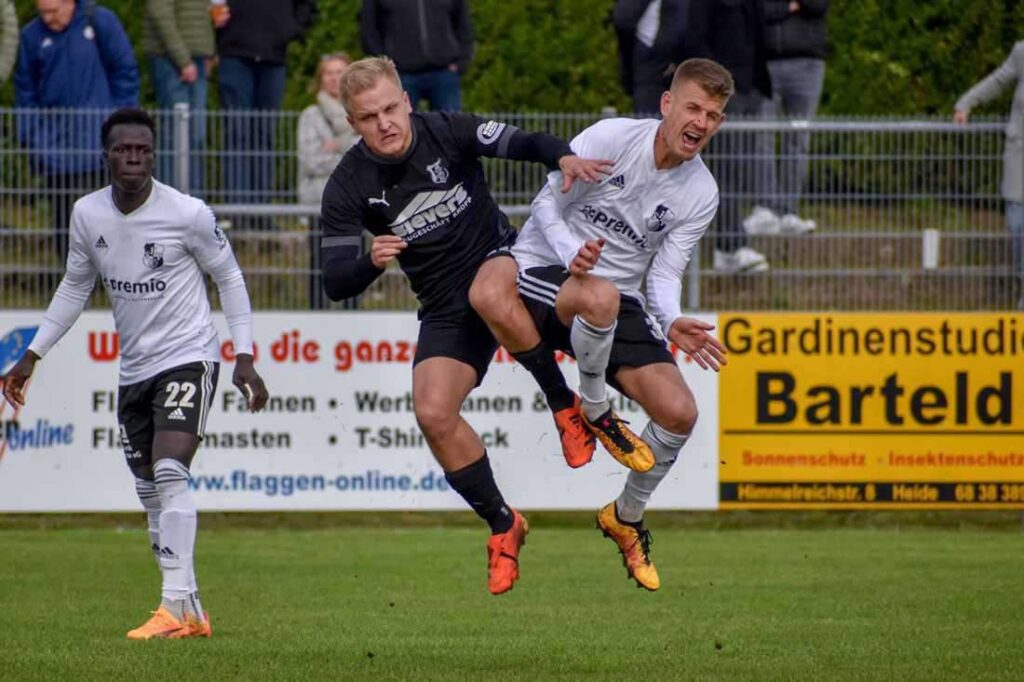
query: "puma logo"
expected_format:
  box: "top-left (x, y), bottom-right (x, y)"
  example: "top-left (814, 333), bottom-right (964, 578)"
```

top-left (368, 191), bottom-right (389, 208)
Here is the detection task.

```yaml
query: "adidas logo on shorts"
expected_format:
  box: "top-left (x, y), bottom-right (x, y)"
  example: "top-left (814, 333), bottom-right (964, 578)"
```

top-left (167, 407), bottom-right (187, 421)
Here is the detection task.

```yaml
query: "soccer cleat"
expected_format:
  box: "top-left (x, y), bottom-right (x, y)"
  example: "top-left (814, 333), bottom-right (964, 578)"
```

top-left (597, 502), bottom-right (660, 591)
top-left (487, 510), bottom-right (529, 595)
top-left (582, 408), bottom-right (655, 472)
top-left (168, 611), bottom-right (213, 639)
top-left (126, 606), bottom-right (188, 640)
top-left (552, 396), bottom-right (596, 468)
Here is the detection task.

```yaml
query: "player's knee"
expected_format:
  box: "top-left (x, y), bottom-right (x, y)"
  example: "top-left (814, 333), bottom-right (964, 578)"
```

top-left (414, 401), bottom-right (458, 442)
top-left (579, 278), bottom-right (619, 327)
top-left (468, 276), bottom-right (511, 321)
top-left (153, 458), bottom-right (193, 505)
top-left (660, 399), bottom-right (698, 436)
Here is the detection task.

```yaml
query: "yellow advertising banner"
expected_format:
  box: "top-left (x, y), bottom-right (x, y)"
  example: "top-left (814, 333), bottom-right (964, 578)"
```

top-left (717, 313), bottom-right (1024, 509)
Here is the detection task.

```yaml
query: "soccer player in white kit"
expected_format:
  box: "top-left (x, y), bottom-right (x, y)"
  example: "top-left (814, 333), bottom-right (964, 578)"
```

top-left (1, 109), bottom-right (269, 638)
top-left (512, 59), bottom-right (732, 590)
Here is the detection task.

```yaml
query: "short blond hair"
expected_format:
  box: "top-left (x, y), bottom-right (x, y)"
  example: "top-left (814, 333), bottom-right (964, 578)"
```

top-left (671, 59), bottom-right (735, 101)
top-left (339, 56), bottom-right (402, 113)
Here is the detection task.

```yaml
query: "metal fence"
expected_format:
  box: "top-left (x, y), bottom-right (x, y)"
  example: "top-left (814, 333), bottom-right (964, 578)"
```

top-left (0, 107), bottom-right (1016, 311)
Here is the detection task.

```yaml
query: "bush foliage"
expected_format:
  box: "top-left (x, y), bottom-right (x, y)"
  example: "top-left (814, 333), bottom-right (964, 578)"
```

top-left (4, 0), bottom-right (1024, 115)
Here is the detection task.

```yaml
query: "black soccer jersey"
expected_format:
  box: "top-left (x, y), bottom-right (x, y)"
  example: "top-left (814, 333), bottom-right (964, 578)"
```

top-left (320, 112), bottom-right (564, 311)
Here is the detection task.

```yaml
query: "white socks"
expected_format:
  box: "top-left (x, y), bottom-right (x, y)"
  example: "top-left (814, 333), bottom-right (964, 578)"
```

top-left (571, 315), bottom-right (616, 421)
top-left (616, 421), bottom-right (689, 523)
top-left (152, 458), bottom-right (202, 618)
top-left (134, 478), bottom-right (162, 564)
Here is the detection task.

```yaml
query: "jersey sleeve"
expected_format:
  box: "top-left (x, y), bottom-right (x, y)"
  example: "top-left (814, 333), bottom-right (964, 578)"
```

top-left (646, 187), bottom-right (719, 335)
top-left (186, 202), bottom-right (234, 272)
top-left (320, 172), bottom-right (366, 248)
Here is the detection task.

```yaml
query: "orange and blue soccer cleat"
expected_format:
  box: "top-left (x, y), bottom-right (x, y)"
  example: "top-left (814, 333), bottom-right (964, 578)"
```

top-left (552, 396), bottom-right (596, 468)
top-left (583, 409), bottom-right (655, 472)
top-left (487, 510), bottom-right (529, 595)
top-left (126, 606), bottom-right (188, 640)
top-left (597, 502), bottom-right (660, 591)
top-left (169, 612), bottom-right (213, 639)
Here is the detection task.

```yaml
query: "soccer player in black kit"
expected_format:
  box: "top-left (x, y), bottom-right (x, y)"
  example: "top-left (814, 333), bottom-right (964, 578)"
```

top-left (319, 57), bottom-right (611, 594)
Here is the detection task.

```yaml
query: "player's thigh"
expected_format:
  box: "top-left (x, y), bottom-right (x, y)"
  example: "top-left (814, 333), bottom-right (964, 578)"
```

top-left (468, 254), bottom-right (518, 313)
top-left (412, 356), bottom-right (477, 430)
top-left (151, 361), bottom-right (219, 467)
top-left (615, 362), bottom-right (698, 435)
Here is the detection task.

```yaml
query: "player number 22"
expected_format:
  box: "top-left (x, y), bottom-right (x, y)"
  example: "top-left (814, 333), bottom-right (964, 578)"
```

top-left (164, 381), bottom-right (197, 409)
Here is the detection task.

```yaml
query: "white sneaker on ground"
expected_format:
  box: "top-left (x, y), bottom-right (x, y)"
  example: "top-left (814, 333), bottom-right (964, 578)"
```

top-left (743, 206), bottom-right (782, 235)
top-left (713, 247), bottom-right (770, 273)
top-left (780, 213), bottom-right (816, 234)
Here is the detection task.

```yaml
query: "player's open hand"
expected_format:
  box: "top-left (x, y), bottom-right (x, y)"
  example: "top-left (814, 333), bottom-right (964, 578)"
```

top-left (1, 352), bottom-right (37, 409)
top-left (569, 238), bottom-right (605, 276)
top-left (232, 354), bottom-right (269, 413)
top-left (559, 155), bottom-right (614, 193)
top-left (668, 317), bottom-right (728, 371)
top-left (370, 235), bottom-right (408, 268)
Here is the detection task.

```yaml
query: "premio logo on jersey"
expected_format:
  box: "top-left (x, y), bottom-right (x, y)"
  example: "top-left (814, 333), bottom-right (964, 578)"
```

top-left (426, 158), bottom-right (449, 185)
top-left (579, 204), bottom-right (647, 248)
top-left (143, 243), bottom-right (164, 269)
top-left (388, 183), bottom-right (472, 241)
top-left (646, 204), bottom-right (675, 232)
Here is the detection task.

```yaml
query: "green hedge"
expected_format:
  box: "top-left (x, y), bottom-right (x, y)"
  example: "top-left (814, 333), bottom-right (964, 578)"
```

top-left (4, 0), bottom-right (1024, 115)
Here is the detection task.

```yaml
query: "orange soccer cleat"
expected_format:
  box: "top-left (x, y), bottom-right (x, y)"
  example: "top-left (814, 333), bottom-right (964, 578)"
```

top-left (486, 510), bottom-right (529, 595)
top-left (597, 502), bottom-right (660, 591)
top-left (583, 409), bottom-right (655, 472)
top-left (552, 396), bottom-right (596, 468)
top-left (126, 606), bottom-right (188, 640)
top-left (168, 611), bottom-right (213, 639)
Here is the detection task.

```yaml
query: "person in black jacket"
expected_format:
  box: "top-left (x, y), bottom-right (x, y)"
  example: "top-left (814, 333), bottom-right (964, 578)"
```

top-left (613, 0), bottom-right (689, 115)
top-left (683, 0), bottom-right (771, 273)
top-left (216, 0), bottom-right (317, 227)
top-left (754, 0), bottom-right (828, 234)
top-left (360, 0), bottom-right (472, 111)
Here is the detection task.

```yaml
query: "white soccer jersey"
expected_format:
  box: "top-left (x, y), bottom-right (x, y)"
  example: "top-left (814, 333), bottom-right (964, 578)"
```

top-left (32, 181), bottom-right (235, 384)
top-left (513, 117), bottom-right (719, 335)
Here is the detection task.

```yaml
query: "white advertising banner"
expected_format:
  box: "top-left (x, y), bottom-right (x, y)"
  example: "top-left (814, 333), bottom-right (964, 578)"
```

top-left (0, 312), bottom-right (719, 511)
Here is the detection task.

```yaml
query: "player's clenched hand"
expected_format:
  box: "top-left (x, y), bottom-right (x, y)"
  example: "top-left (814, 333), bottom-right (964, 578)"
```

top-left (569, 238), bottom-right (605, 276)
top-left (370, 235), bottom-right (408, 268)
top-left (1, 352), bottom-right (37, 408)
top-left (559, 155), bottom-right (614, 193)
top-left (668, 317), bottom-right (728, 372)
top-left (232, 354), bottom-right (269, 413)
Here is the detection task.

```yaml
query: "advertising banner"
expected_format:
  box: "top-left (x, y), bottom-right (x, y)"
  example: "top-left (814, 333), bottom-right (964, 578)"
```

top-left (0, 312), bottom-right (719, 512)
top-left (717, 313), bottom-right (1024, 509)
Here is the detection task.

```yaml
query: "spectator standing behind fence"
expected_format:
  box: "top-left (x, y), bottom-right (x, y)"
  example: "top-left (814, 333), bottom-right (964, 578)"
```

top-left (612, 0), bottom-right (689, 115)
top-left (746, 0), bottom-right (826, 236)
top-left (216, 0), bottom-right (317, 229)
top-left (955, 42), bottom-right (1024, 309)
top-left (297, 52), bottom-right (359, 309)
top-left (0, 0), bottom-right (17, 83)
top-left (681, 0), bottom-right (771, 273)
top-left (360, 0), bottom-right (473, 112)
top-left (14, 0), bottom-right (138, 264)
top-left (143, 0), bottom-right (217, 197)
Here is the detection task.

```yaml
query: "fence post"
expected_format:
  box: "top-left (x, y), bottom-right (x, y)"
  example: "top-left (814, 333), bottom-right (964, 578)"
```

top-left (687, 258), bottom-right (701, 310)
top-left (172, 103), bottom-right (190, 193)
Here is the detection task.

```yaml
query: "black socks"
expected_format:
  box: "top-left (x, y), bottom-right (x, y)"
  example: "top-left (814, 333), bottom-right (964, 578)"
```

top-left (445, 453), bottom-right (514, 534)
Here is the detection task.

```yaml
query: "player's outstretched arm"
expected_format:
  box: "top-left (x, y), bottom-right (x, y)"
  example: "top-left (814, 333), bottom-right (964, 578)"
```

top-left (1, 351), bottom-right (38, 408)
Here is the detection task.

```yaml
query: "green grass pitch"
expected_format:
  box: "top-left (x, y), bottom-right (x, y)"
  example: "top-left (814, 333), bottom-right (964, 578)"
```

top-left (1, 517), bottom-right (1022, 680)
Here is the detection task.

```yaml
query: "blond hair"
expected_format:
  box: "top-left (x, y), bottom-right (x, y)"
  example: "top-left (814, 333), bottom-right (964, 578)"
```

top-left (670, 59), bottom-right (735, 101)
top-left (339, 56), bottom-right (402, 112)
top-left (309, 52), bottom-right (352, 97)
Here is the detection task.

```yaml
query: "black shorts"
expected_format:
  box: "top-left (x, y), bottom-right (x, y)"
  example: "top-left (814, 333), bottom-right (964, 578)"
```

top-left (117, 361), bottom-right (219, 467)
top-left (517, 265), bottom-right (676, 379)
top-left (412, 242), bottom-right (514, 386)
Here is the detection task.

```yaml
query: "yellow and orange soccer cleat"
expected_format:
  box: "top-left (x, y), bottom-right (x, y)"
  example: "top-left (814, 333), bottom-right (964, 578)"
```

top-left (597, 502), bottom-right (660, 591)
top-left (486, 510), bottom-right (529, 595)
top-left (126, 606), bottom-right (188, 640)
top-left (552, 396), bottom-right (596, 468)
top-left (582, 409), bottom-right (655, 472)
top-left (168, 612), bottom-right (213, 639)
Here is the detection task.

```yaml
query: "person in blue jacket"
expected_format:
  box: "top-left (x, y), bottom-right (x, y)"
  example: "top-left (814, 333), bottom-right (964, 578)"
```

top-left (14, 0), bottom-right (139, 264)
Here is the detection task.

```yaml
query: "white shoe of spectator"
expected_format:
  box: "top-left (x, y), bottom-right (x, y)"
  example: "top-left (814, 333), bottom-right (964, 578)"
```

top-left (743, 206), bottom-right (781, 235)
top-left (780, 213), bottom-right (816, 234)
top-left (714, 247), bottom-right (770, 273)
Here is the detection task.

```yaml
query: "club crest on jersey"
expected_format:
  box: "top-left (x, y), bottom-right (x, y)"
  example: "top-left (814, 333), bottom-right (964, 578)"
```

top-left (646, 204), bottom-right (675, 233)
top-left (142, 242), bottom-right (165, 269)
top-left (476, 120), bottom-right (506, 145)
top-left (426, 158), bottom-right (449, 185)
